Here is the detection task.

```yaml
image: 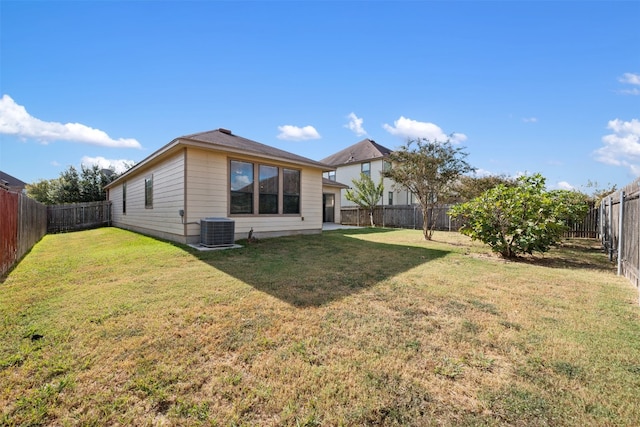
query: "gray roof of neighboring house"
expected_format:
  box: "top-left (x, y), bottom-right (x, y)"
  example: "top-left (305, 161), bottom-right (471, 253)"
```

top-left (320, 138), bottom-right (393, 167)
top-left (0, 170), bottom-right (27, 190)
top-left (182, 129), bottom-right (332, 170)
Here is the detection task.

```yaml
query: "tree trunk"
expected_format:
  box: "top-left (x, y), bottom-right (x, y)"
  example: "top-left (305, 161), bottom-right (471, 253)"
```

top-left (422, 204), bottom-right (433, 240)
top-left (369, 210), bottom-right (374, 227)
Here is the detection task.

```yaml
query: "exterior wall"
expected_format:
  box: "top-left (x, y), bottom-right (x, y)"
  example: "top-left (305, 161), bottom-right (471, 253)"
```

top-left (184, 148), bottom-right (228, 242)
top-left (185, 148), bottom-right (323, 243)
top-left (109, 147), bottom-right (325, 245)
top-left (335, 160), bottom-right (410, 208)
top-left (322, 185), bottom-right (343, 223)
top-left (109, 151), bottom-right (186, 243)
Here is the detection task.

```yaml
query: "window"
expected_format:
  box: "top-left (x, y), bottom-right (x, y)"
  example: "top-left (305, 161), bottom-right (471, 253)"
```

top-left (122, 181), bottom-right (127, 214)
top-left (324, 170), bottom-right (336, 181)
top-left (383, 160), bottom-right (392, 172)
top-left (259, 165), bottom-right (278, 214)
top-left (144, 175), bottom-right (153, 209)
top-left (229, 161), bottom-right (301, 216)
top-left (230, 160), bottom-right (254, 214)
top-left (388, 191), bottom-right (393, 206)
top-left (283, 168), bottom-right (300, 214)
top-left (361, 162), bottom-right (370, 177)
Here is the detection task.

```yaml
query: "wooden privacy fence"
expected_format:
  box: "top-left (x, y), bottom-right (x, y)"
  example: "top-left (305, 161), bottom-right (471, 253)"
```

top-left (600, 178), bottom-right (640, 296)
top-left (342, 202), bottom-right (599, 237)
top-left (47, 201), bottom-right (112, 233)
top-left (0, 188), bottom-right (47, 276)
top-left (565, 202), bottom-right (599, 238)
top-left (341, 205), bottom-right (464, 231)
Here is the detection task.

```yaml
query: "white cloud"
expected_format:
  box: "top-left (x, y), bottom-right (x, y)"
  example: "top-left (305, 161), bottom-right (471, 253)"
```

top-left (345, 112), bottom-right (367, 136)
top-left (81, 156), bottom-right (134, 174)
top-left (0, 94), bottom-right (141, 148)
top-left (594, 118), bottom-right (640, 176)
top-left (621, 88), bottom-right (640, 95)
top-left (619, 72), bottom-right (640, 85)
top-left (523, 117), bottom-right (538, 123)
top-left (618, 73), bottom-right (640, 95)
top-left (276, 125), bottom-right (321, 141)
top-left (556, 181), bottom-right (574, 190)
top-left (382, 116), bottom-right (467, 143)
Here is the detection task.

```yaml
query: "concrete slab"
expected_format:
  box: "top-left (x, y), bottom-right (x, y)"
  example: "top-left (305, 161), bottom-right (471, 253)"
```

top-left (187, 243), bottom-right (243, 251)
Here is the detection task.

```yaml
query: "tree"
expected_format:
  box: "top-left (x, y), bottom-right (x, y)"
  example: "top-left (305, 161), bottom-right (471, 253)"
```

top-left (382, 138), bottom-right (474, 240)
top-left (26, 164), bottom-right (124, 204)
top-left (25, 179), bottom-right (58, 205)
top-left (345, 173), bottom-right (384, 226)
top-left (454, 174), bottom-right (517, 202)
top-left (449, 174), bottom-right (589, 258)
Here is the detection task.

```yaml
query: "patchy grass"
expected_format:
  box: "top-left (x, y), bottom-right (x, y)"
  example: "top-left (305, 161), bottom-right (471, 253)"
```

top-left (1, 227), bottom-right (639, 426)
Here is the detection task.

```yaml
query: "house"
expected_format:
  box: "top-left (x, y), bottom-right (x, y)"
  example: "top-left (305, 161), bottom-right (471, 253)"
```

top-left (320, 139), bottom-right (412, 208)
top-left (105, 128), bottom-right (340, 245)
top-left (0, 170), bottom-right (28, 193)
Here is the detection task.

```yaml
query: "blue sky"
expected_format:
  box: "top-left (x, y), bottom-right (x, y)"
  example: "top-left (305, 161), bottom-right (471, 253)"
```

top-left (1, 0), bottom-right (639, 194)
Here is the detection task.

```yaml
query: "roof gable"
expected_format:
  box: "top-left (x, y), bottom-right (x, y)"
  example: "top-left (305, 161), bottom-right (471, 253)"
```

top-left (181, 129), bottom-right (330, 169)
top-left (320, 139), bottom-right (392, 167)
top-left (106, 128), bottom-right (333, 189)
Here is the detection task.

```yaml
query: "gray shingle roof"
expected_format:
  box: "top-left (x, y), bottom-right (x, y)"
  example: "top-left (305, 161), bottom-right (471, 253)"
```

top-left (322, 178), bottom-right (349, 188)
top-left (181, 129), bottom-right (331, 170)
top-left (0, 170), bottom-right (27, 190)
top-left (320, 138), bottom-right (392, 167)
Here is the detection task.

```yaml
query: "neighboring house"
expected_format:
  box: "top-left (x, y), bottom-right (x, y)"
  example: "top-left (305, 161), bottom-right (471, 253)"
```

top-left (0, 170), bottom-right (27, 193)
top-left (320, 138), bottom-right (412, 208)
top-left (105, 128), bottom-right (339, 245)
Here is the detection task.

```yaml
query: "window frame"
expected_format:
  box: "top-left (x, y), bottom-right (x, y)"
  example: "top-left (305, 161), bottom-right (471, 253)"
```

top-left (282, 168), bottom-right (301, 215)
top-left (122, 181), bottom-right (127, 214)
top-left (230, 160), bottom-right (255, 215)
top-left (144, 175), bottom-right (153, 209)
top-left (361, 162), bottom-right (371, 177)
top-left (228, 159), bottom-right (302, 217)
top-left (258, 164), bottom-right (279, 215)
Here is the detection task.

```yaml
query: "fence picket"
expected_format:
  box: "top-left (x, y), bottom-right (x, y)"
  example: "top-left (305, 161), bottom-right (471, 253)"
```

top-left (47, 201), bottom-right (112, 233)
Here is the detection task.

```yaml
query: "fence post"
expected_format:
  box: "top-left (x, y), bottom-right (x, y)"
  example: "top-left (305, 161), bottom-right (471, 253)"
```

top-left (608, 196), bottom-right (613, 261)
top-left (617, 191), bottom-right (625, 276)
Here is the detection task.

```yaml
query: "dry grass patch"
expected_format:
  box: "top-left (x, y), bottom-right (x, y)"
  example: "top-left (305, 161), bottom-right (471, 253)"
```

top-left (1, 227), bottom-right (639, 426)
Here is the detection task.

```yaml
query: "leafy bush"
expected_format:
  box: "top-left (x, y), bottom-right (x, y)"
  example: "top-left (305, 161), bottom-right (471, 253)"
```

top-left (449, 174), bottom-right (588, 258)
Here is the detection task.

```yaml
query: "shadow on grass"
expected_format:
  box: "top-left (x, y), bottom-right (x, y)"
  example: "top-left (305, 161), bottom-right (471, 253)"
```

top-left (192, 228), bottom-right (450, 308)
top-left (512, 239), bottom-right (615, 272)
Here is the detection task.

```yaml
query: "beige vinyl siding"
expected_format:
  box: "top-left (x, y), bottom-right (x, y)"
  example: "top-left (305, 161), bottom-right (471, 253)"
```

top-left (230, 166), bottom-right (322, 240)
top-left (182, 149), bottom-right (323, 242)
top-left (184, 148), bottom-right (229, 240)
top-left (109, 152), bottom-right (186, 242)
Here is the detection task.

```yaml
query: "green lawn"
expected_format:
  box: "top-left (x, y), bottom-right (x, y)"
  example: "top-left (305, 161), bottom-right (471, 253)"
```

top-left (1, 227), bottom-right (639, 426)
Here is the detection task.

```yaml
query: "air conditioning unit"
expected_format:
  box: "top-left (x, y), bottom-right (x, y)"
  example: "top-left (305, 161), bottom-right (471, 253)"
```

top-left (200, 217), bottom-right (235, 247)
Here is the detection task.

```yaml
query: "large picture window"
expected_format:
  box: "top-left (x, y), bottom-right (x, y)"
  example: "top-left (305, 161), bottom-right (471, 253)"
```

top-left (230, 160), bottom-right (254, 214)
top-left (283, 168), bottom-right (300, 214)
top-left (144, 175), bottom-right (153, 209)
top-left (259, 165), bottom-right (278, 214)
top-left (229, 160), bottom-right (301, 216)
